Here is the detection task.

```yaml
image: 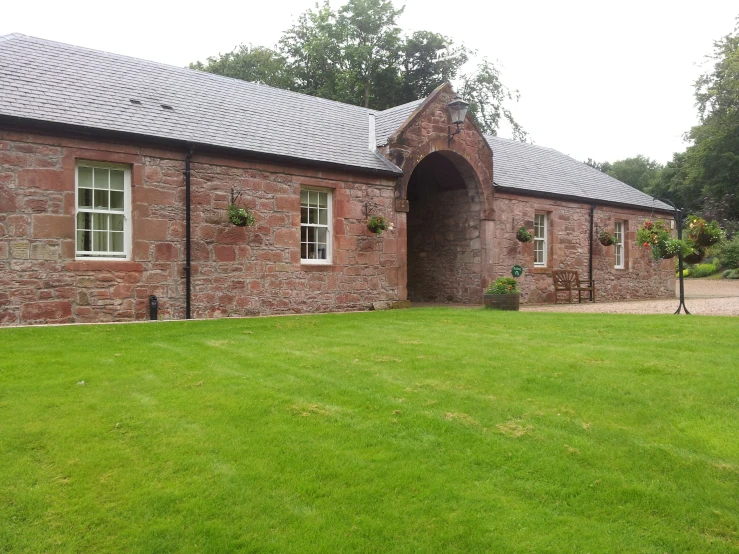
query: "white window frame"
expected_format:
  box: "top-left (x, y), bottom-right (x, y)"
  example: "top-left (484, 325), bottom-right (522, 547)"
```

top-left (75, 161), bottom-right (132, 260)
top-left (534, 213), bottom-right (547, 267)
top-left (614, 220), bottom-right (625, 269)
top-left (300, 187), bottom-right (332, 265)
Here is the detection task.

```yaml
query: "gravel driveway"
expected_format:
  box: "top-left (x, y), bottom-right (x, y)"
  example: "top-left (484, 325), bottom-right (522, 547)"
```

top-left (521, 279), bottom-right (739, 316)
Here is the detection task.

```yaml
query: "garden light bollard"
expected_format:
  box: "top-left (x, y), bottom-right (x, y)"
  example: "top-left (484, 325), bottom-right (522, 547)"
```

top-left (149, 295), bottom-right (158, 321)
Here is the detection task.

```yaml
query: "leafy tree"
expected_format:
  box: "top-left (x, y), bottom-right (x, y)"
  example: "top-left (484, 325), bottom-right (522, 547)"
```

top-left (336, 0), bottom-right (405, 108)
top-left (684, 17), bottom-right (739, 218)
top-left (191, 0), bottom-right (523, 136)
top-left (190, 45), bottom-right (292, 90)
top-left (278, 1), bottom-right (349, 102)
top-left (649, 152), bottom-right (702, 213)
top-left (458, 58), bottom-right (527, 141)
top-left (584, 159), bottom-right (612, 173)
top-left (399, 31), bottom-right (469, 107)
top-left (604, 155), bottom-right (663, 192)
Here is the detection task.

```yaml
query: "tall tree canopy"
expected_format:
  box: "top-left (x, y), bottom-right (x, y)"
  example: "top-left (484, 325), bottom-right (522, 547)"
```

top-left (586, 16), bottom-right (739, 223)
top-left (683, 18), bottom-right (739, 218)
top-left (605, 155), bottom-right (663, 192)
top-left (650, 17), bottom-right (739, 218)
top-left (190, 0), bottom-right (524, 138)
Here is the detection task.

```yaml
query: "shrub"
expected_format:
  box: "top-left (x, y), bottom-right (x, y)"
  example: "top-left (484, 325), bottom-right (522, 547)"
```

top-left (722, 269), bottom-right (733, 278)
top-left (677, 269), bottom-right (691, 278)
top-left (705, 256), bottom-right (721, 268)
top-left (719, 238), bottom-right (739, 269)
top-left (690, 263), bottom-right (718, 278)
top-left (485, 277), bottom-right (520, 294)
top-left (728, 269), bottom-right (739, 280)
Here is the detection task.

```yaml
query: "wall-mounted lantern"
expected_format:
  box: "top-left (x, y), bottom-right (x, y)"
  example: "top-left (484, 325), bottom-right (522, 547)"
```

top-left (447, 95), bottom-right (470, 146)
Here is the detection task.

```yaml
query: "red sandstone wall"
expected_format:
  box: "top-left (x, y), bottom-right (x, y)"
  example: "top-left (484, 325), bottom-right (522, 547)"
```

top-left (0, 130), bottom-right (400, 326)
top-left (493, 193), bottom-right (676, 303)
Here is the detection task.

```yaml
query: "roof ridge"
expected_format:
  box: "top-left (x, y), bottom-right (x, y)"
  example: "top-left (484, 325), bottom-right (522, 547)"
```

top-left (3, 33), bottom-right (373, 115)
top-left (0, 32), bottom-right (27, 42)
top-left (378, 98), bottom-right (424, 114)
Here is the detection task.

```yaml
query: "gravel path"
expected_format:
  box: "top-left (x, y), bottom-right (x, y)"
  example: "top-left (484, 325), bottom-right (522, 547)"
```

top-left (521, 279), bottom-right (739, 316)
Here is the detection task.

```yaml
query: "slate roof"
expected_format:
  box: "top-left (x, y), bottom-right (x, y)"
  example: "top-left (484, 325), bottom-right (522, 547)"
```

top-left (374, 99), bottom-right (424, 146)
top-left (0, 33), bottom-right (670, 211)
top-left (486, 135), bottom-right (672, 211)
top-left (0, 33), bottom-right (401, 175)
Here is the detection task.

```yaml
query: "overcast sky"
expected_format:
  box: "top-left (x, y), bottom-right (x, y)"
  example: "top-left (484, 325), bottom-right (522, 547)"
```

top-left (3, 0), bottom-right (737, 164)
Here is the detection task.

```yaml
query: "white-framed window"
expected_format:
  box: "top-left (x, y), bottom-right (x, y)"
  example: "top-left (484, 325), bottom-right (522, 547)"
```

top-left (75, 162), bottom-right (131, 259)
top-left (534, 213), bottom-right (547, 266)
top-left (300, 188), bottom-right (332, 264)
top-left (614, 220), bottom-right (625, 269)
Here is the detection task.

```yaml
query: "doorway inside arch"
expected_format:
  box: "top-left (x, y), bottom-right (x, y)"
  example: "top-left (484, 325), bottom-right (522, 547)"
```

top-left (406, 151), bottom-right (482, 304)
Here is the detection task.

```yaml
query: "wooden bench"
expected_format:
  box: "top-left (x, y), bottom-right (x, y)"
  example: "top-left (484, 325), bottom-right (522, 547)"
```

top-left (552, 270), bottom-right (596, 304)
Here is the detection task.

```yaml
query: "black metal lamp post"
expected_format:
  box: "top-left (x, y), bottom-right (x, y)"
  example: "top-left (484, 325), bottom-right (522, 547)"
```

top-left (656, 197), bottom-right (690, 315)
top-left (447, 95), bottom-right (469, 146)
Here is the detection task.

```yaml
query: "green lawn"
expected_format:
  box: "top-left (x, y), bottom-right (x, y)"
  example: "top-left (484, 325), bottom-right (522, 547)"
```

top-left (1, 309), bottom-right (739, 553)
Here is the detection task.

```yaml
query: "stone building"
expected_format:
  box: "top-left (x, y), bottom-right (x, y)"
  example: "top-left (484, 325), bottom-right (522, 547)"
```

top-left (0, 34), bottom-right (675, 326)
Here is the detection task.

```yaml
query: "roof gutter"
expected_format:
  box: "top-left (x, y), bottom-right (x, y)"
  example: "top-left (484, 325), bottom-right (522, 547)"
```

top-left (589, 204), bottom-right (595, 301)
top-left (184, 148), bottom-right (194, 320)
top-left (0, 116), bottom-right (403, 178)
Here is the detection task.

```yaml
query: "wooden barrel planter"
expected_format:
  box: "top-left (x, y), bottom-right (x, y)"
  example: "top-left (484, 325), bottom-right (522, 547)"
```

top-left (483, 293), bottom-right (520, 311)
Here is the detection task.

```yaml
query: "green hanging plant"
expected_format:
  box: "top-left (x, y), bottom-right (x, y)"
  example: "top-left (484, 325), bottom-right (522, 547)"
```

top-left (228, 187), bottom-right (256, 227)
top-left (367, 215), bottom-right (393, 236)
top-left (228, 204), bottom-right (256, 227)
top-left (598, 230), bottom-right (616, 246)
top-left (516, 227), bottom-right (533, 243)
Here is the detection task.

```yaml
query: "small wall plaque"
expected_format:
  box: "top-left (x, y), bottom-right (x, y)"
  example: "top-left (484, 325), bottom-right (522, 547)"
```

top-left (511, 265), bottom-right (523, 277)
top-left (11, 242), bottom-right (30, 259)
top-left (394, 199), bottom-right (409, 213)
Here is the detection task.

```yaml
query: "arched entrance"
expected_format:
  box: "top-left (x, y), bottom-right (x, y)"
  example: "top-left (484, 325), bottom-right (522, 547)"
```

top-left (406, 151), bottom-right (483, 303)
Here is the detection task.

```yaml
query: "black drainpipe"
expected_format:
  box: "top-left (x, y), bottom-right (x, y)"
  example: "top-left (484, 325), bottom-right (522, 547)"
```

top-left (589, 204), bottom-right (596, 301)
top-left (185, 148), bottom-right (194, 319)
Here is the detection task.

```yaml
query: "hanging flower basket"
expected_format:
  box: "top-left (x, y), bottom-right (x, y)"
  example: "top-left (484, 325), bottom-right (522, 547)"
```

top-left (516, 227), bottom-right (533, 243)
top-left (228, 204), bottom-right (256, 227)
top-left (684, 247), bottom-right (706, 265)
top-left (686, 215), bottom-right (723, 248)
top-left (598, 230), bottom-right (616, 246)
top-left (367, 215), bottom-right (393, 236)
top-left (662, 238), bottom-right (693, 260)
top-left (636, 219), bottom-right (672, 260)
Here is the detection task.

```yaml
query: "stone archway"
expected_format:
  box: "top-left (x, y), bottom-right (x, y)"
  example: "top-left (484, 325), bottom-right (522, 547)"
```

top-left (406, 151), bottom-right (483, 303)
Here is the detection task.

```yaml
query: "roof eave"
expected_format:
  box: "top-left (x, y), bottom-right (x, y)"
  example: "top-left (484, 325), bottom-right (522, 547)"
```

top-left (0, 115), bottom-right (403, 178)
top-left (493, 184), bottom-right (675, 214)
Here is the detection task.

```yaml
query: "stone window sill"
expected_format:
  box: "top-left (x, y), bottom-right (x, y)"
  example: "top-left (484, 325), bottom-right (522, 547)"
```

top-left (66, 261), bottom-right (144, 272)
top-left (300, 263), bottom-right (338, 272)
